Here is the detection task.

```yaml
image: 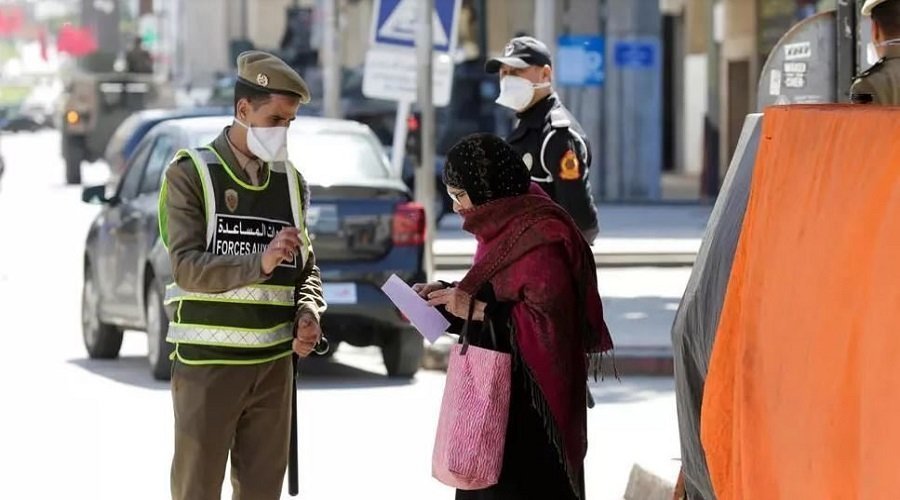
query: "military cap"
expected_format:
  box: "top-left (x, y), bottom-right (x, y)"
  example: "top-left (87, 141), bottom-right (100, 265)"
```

top-left (485, 36), bottom-right (553, 74)
top-left (236, 50), bottom-right (311, 104)
top-left (862, 0), bottom-right (896, 16)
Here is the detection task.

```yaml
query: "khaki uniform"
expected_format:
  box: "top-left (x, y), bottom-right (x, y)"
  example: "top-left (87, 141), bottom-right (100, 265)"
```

top-left (164, 130), bottom-right (323, 310)
top-left (165, 129), bottom-right (325, 500)
top-left (126, 46), bottom-right (153, 73)
top-left (164, 50), bottom-right (323, 500)
top-left (850, 46), bottom-right (900, 105)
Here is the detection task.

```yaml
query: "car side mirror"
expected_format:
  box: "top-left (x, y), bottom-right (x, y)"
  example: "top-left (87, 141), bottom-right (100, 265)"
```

top-left (82, 185), bottom-right (115, 205)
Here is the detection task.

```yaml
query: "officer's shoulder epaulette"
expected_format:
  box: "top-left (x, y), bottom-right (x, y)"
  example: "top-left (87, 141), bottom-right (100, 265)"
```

top-left (856, 58), bottom-right (886, 80)
top-left (548, 108), bottom-right (571, 129)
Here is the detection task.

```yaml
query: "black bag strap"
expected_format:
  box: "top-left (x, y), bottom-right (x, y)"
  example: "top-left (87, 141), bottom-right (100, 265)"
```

top-left (459, 291), bottom-right (501, 356)
top-left (459, 297), bottom-right (477, 356)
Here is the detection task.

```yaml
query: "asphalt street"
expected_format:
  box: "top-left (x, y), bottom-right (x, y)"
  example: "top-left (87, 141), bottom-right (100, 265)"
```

top-left (0, 130), bottom-right (681, 499)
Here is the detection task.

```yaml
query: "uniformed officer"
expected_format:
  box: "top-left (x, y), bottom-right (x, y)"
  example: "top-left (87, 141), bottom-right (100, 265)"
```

top-left (159, 51), bottom-right (326, 500)
top-left (486, 36), bottom-right (600, 242)
top-left (850, 0), bottom-right (900, 104)
top-left (125, 36), bottom-right (153, 74)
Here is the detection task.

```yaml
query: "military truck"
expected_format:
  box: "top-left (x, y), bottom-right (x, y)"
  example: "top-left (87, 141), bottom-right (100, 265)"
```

top-left (60, 72), bottom-right (174, 184)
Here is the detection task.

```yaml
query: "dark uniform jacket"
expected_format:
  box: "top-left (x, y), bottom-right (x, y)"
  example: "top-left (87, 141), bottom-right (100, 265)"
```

top-left (850, 45), bottom-right (900, 105)
top-left (163, 128), bottom-right (325, 322)
top-left (507, 93), bottom-right (599, 235)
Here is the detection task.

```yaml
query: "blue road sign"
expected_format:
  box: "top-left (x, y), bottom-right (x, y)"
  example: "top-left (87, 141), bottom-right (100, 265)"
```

top-left (557, 35), bottom-right (605, 87)
top-left (614, 40), bottom-right (657, 69)
top-left (372, 0), bottom-right (460, 53)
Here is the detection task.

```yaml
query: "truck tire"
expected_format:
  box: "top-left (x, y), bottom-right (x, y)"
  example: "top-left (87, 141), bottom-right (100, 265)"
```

top-left (65, 145), bottom-right (83, 185)
top-left (381, 327), bottom-right (424, 378)
top-left (146, 278), bottom-right (173, 381)
top-left (82, 267), bottom-right (123, 359)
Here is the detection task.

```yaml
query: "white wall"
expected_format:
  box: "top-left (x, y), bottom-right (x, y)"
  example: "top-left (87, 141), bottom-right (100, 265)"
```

top-left (178, 0), bottom-right (229, 86)
top-left (682, 54), bottom-right (707, 175)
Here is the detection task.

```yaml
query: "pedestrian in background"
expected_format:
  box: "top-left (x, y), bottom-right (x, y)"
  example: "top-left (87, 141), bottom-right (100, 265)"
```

top-left (419, 133), bottom-right (613, 500)
top-left (486, 36), bottom-right (600, 243)
top-left (850, 0), bottom-right (900, 104)
top-left (126, 36), bottom-right (153, 74)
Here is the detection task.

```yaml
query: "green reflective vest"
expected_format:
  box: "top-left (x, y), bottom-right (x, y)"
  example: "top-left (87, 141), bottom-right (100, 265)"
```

top-left (159, 146), bottom-right (310, 365)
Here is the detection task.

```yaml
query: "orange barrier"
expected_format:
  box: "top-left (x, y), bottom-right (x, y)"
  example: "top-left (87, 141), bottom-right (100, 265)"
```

top-left (701, 105), bottom-right (900, 500)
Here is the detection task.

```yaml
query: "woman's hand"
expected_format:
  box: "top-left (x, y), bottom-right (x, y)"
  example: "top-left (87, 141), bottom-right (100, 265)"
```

top-left (412, 281), bottom-right (447, 299)
top-left (427, 288), bottom-right (487, 321)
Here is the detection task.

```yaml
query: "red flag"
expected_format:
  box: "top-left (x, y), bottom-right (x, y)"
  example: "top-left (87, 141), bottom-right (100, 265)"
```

top-left (57, 24), bottom-right (98, 57)
top-left (0, 7), bottom-right (24, 36)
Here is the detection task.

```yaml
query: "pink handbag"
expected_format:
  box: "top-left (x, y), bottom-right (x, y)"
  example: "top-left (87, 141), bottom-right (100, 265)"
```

top-left (432, 310), bottom-right (511, 490)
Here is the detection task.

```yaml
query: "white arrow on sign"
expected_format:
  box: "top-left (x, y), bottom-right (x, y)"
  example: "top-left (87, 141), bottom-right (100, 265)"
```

top-left (378, 0), bottom-right (449, 47)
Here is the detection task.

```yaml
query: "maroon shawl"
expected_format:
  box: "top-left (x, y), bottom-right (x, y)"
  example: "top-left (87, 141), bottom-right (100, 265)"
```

top-left (457, 192), bottom-right (614, 493)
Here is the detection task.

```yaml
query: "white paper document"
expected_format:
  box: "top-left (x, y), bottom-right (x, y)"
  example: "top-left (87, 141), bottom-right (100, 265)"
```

top-left (380, 274), bottom-right (450, 344)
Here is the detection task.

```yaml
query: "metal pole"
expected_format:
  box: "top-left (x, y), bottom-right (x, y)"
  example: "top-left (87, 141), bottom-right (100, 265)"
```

top-left (416, 0), bottom-right (436, 281)
top-left (836, 0), bottom-right (858, 102)
top-left (322, 0), bottom-right (342, 118)
top-left (241, 0), bottom-right (248, 39)
top-left (390, 101), bottom-right (411, 177)
top-left (534, 0), bottom-right (556, 54)
top-left (702, 0), bottom-right (722, 198)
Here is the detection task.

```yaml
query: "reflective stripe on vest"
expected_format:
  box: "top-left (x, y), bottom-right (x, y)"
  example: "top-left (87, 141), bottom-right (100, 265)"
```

top-left (164, 283), bottom-right (294, 306)
top-left (167, 322), bottom-right (294, 348)
top-left (163, 146), bottom-right (309, 352)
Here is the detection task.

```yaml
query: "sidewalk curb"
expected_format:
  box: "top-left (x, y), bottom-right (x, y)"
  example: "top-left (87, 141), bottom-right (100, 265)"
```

top-left (423, 342), bottom-right (674, 377)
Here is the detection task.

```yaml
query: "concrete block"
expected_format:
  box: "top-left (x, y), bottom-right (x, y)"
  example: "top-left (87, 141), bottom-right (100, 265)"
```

top-left (624, 463), bottom-right (676, 500)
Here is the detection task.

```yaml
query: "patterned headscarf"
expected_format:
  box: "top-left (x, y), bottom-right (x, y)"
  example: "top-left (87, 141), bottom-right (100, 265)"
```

top-left (442, 133), bottom-right (531, 206)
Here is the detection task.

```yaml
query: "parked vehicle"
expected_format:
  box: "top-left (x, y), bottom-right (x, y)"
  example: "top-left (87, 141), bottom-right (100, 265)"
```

top-left (81, 116), bottom-right (427, 380)
top-left (103, 106), bottom-right (230, 184)
top-left (61, 71), bottom-right (175, 184)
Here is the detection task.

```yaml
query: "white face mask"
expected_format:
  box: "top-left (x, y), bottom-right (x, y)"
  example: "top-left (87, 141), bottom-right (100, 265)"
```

top-left (867, 38), bottom-right (900, 65)
top-left (235, 119), bottom-right (288, 163)
top-left (495, 76), bottom-right (551, 112)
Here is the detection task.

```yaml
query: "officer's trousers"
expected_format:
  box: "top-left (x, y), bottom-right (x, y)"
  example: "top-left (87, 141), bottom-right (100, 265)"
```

top-left (170, 356), bottom-right (293, 500)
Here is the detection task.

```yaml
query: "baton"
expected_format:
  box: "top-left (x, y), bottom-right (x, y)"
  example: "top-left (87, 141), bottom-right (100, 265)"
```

top-left (289, 353), bottom-right (300, 496)
top-left (288, 335), bottom-right (329, 496)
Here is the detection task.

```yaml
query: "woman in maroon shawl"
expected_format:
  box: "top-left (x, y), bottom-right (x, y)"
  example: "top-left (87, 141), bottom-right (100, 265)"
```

top-left (417, 133), bottom-right (613, 500)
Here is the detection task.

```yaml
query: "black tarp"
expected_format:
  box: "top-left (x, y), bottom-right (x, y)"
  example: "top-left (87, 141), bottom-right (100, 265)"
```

top-left (671, 113), bottom-right (763, 500)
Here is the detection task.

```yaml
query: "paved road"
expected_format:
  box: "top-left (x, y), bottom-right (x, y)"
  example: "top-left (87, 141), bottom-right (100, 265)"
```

top-left (0, 130), bottom-right (681, 499)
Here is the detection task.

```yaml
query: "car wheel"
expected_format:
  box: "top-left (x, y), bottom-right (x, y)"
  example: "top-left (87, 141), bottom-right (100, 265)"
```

top-left (146, 278), bottom-right (173, 381)
top-left (82, 268), bottom-right (123, 359)
top-left (381, 327), bottom-right (424, 378)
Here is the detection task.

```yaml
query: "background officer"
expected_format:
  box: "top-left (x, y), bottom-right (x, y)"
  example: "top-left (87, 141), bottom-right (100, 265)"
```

top-left (159, 51), bottom-right (326, 500)
top-left (850, 0), bottom-right (900, 104)
top-left (486, 36), bottom-right (600, 242)
top-left (125, 36), bottom-right (153, 74)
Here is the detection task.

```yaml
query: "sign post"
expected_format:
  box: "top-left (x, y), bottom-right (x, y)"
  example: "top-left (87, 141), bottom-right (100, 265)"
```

top-left (417, 0), bottom-right (436, 281)
top-left (363, 0), bottom-right (461, 280)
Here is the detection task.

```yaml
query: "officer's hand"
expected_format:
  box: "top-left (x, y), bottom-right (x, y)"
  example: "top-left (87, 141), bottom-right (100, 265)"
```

top-left (293, 312), bottom-right (321, 357)
top-left (412, 281), bottom-right (447, 299)
top-left (261, 228), bottom-right (302, 275)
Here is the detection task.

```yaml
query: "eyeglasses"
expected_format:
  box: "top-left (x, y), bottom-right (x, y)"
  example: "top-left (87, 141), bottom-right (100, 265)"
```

top-left (447, 189), bottom-right (468, 205)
